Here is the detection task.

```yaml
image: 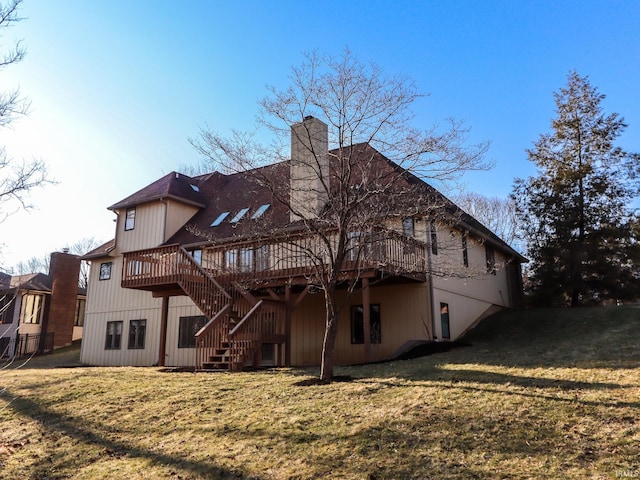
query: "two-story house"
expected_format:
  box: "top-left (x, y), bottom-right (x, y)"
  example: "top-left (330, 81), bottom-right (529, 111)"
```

top-left (80, 117), bottom-right (525, 370)
top-left (0, 251), bottom-right (85, 358)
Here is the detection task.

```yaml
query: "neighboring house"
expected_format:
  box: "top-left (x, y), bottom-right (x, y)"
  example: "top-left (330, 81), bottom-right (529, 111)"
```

top-left (0, 251), bottom-right (85, 358)
top-left (81, 117), bottom-right (525, 370)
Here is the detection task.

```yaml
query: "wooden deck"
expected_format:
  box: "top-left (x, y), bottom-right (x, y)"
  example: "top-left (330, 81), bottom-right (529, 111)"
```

top-left (119, 228), bottom-right (427, 371)
top-left (121, 228), bottom-right (427, 291)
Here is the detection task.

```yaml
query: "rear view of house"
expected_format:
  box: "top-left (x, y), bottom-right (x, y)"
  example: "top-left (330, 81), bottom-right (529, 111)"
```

top-left (81, 117), bottom-right (524, 370)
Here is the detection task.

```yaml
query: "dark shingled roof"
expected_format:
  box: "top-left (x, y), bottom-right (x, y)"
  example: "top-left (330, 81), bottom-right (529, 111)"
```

top-left (82, 239), bottom-right (116, 260)
top-left (1, 273), bottom-right (53, 292)
top-left (166, 162), bottom-right (291, 245)
top-left (0, 271), bottom-right (12, 289)
top-left (91, 144), bottom-right (525, 262)
top-left (109, 171), bottom-right (207, 211)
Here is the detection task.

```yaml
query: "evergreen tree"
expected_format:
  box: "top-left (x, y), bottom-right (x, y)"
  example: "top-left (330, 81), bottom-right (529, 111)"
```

top-left (513, 71), bottom-right (640, 306)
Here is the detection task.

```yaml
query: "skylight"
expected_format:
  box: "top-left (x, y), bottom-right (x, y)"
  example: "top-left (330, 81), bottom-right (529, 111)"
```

top-left (190, 184), bottom-right (200, 192)
top-left (210, 211), bottom-right (230, 227)
top-left (251, 204), bottom-right (270, 219)
top-left (230, 207), bottom-right (250, 223)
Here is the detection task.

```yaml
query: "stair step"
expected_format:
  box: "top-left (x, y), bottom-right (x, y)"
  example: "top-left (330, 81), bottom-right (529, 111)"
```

top-left (209, 354), bottom-right (229, 361)
top-left (202, 362), bottom-right (230, 370)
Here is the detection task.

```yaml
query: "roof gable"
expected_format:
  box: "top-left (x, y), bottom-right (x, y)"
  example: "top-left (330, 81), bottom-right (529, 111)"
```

top-left (109, 172), bottom-right (207, 211)
top-left (82, 239), bottom-right (116, 260)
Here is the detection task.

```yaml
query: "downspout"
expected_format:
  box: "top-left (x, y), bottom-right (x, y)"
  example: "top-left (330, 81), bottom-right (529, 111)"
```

top-left (426, 219), bottom-right (436, 340)
top-left (161, 198), bottom-right (168, 242)
top-left (39, 294), bottom-right (52, 353)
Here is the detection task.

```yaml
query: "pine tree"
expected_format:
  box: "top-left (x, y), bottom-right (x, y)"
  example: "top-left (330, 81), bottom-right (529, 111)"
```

top-left (513, 71), bottom-right (640, 306)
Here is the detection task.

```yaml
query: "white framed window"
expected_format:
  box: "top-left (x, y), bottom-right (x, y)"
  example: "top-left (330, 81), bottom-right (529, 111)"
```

top-left (21, 294), bottom-right (44, 324)
top-left (105, 321), bottom-right (123, 349)
top-left (125, 208), bottom-right (136, 231)
top-left (99, 262), bottom-right (112, 280)
top-left (74, 298), bottom-right (86, 327)
top-left (402, 217), bottom-right (415, 237)
top-left (128, 319), bottom-right (146, 349)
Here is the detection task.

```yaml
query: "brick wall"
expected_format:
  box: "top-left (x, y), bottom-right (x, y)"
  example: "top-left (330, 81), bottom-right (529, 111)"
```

top-left (47, 252), bottom-right (81, 348)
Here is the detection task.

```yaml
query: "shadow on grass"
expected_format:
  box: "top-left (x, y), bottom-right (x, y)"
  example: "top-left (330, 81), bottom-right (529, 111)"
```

top-left (347, 366), bottom-right (640, 410)
top-left (0, 388), bottom-right (260, 479)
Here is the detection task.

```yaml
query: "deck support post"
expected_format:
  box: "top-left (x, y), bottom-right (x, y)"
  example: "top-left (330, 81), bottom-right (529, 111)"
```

top-left (285, 284), bottom-right (292, 366)
top-left (363, 277), bottom-right (371, 362)
top-left (158, 296), bottom-right (169, 367)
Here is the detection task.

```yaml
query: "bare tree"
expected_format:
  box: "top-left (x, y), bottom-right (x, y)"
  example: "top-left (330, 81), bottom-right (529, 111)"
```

top-left (13, 252), bottom-right (48, 275)
top-left (191, 50), bottom-right (490, 380)
top-left (9, 237), bottom-right (100, 288)
top-left (453, 192), bottom-right (521, 251)
top-left (0, 0), bottom-right (52, 224)
top-left (68, 237), bottom-right (102, 289)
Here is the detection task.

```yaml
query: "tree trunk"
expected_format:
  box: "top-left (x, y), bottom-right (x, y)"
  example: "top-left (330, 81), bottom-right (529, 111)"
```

top-left (320, 287), bottom-right (339, 381)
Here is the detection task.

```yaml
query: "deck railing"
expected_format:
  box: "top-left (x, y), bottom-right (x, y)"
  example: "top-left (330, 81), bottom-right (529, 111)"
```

top-left (122, 245), bottom-right (233, 319)
top-left (122, 227), bottom-right (426, 290)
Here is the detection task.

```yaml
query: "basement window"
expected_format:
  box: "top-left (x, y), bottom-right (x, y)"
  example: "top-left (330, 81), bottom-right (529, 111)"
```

top-left (105, 321), bottom-right (123, 350)
top-left (178, 315), bottom-right (207, 348)
top-left (210, 211), bottom-right (230, 227)
top-left (251, 204), bottom-right (270, 219)
top-left (230, 207), bottom-right (250, 223)
top-left (128, 319), bottom-right (146, 349)
top-left (350, 304), bottom-right (381, 344)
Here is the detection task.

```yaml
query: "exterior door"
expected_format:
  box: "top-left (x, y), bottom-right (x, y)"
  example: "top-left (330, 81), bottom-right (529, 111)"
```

top-left (440, 303), bottom-right (450, 340)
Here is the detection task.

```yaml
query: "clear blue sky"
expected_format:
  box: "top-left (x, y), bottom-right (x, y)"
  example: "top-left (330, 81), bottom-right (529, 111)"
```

top-left (1, 0), bottom-right (639, 269)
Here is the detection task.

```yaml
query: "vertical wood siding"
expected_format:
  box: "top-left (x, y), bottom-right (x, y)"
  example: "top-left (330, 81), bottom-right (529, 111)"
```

top-left (82, 254), bottom-right (162, 366)
top-left (431, 231), bottom-right (517, 340)
top-left (164, 201), bottom-right (199, 241)
top-left (290, 283), bottom-right (431, 367)
top-left (116, 203), bottom-right (166, 253)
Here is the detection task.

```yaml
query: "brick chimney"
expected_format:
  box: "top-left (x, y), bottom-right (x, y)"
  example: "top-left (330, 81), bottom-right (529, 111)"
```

top-left (290, 116), bottom-right (329, 222)
top-left (46, 251), bottom-right (81, 348)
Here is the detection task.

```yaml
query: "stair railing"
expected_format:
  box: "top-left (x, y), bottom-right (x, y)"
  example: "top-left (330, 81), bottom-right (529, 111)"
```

top-left (228, 299), bottom-right (286, 370)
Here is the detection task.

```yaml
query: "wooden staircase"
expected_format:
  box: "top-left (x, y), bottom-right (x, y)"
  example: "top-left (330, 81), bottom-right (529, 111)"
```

top-left (121, 245), bottom-right (286, 372)
top-left (196, 299), bottom-right (286, 371)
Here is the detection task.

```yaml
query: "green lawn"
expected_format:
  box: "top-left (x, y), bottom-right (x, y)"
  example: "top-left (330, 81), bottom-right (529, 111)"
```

top-left (1, 306), bottom-right (639, 479)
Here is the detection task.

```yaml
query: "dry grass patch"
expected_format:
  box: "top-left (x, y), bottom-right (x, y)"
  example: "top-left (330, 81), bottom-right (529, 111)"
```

top-left (1, 306), bottom-right (639, 479)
